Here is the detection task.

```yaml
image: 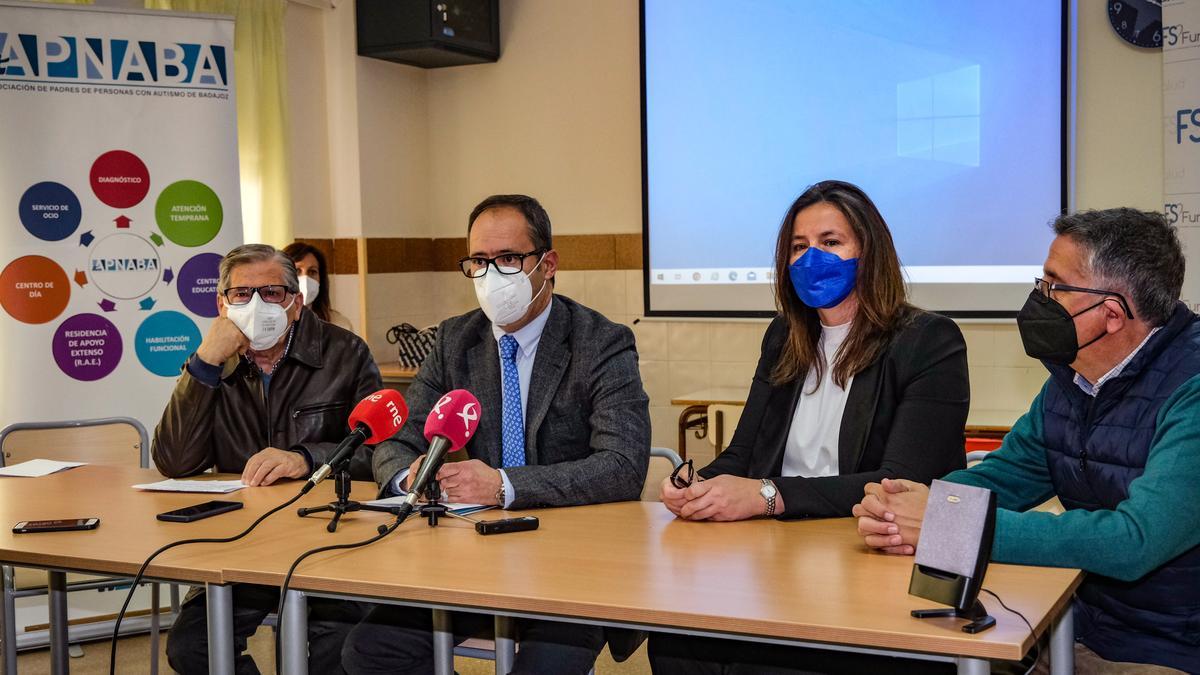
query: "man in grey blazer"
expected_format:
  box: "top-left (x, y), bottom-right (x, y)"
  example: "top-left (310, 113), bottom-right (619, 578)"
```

top-left (342, 194), bottom-right (651, 675)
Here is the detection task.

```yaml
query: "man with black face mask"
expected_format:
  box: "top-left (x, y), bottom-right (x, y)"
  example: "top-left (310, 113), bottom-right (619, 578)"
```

top-left (854, 208), bottom-right (1200, 673)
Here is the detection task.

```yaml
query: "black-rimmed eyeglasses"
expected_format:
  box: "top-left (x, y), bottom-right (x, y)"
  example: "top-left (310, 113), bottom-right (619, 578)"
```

top-left (458, 249), bottom-right (546, 278)
top-left (670, 459), bottom-right (696, 489)
top-left (1033, 277), bottom-right (1134, 319)
top-left (222, 285), bottom-right (295, 306)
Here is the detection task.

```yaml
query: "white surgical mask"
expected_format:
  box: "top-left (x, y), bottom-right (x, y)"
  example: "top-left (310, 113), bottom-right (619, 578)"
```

top-left (473, 254), bottom-right (548, 327)
top-left (225, 293), bottom-right (295, 351)
top-left (299, 275), bottom-right (319, 306)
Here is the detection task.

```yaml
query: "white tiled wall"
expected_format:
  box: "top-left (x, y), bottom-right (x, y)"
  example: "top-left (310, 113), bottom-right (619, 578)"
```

top-left (364, 269), bottom-right (1047, 458)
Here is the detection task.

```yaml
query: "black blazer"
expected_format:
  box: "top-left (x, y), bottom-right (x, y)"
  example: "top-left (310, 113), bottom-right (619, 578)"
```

top-left (699, 310), bottom-right (969, 519)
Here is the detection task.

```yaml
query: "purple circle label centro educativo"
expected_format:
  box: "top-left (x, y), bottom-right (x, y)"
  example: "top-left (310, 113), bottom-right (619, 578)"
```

top-left (177, 252), bottom-right (222, 318)
top-left (52, 313), bottom-right (123, 381)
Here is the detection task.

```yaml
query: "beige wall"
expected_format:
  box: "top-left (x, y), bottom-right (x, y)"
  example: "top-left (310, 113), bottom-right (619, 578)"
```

top-left (424, 0), bottom-right (642, 235)
top-left (284, 1), bottom-right (1165, 457)
top-left (284, 3), bottom-right (333, 239)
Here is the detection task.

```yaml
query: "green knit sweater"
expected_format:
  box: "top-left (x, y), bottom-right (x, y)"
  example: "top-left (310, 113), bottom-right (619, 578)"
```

top-left (943, 374), bottom-right (1200, 582)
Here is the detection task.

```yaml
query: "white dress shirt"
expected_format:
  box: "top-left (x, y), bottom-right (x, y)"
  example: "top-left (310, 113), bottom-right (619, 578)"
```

top-left (781, 321), bottom-right (852, 478)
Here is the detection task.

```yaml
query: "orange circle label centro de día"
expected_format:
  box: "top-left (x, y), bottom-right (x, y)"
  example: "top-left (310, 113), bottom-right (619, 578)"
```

top-left (0, 255), bottom-right (71, 324)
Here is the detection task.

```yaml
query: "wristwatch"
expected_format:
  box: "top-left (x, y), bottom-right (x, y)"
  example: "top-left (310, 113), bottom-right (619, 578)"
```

top-left (760, 479), bottom-right (778, 517)
top-left (494, 482), bottom-right (506, 507)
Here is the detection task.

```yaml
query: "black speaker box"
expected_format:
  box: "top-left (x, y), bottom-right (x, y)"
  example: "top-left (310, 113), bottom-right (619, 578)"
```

top-left (908, 479), bottom-right (997, 633)
top-left (356, 0), bottom-right (500, 69)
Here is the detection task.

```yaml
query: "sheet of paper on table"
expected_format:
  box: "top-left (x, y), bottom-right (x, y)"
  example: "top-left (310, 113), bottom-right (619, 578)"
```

top-left (0, 459), bottom-right (86, 478)
top-left (132, 479), bottom-right (247, 493)
top-left (366, 495), bottom-right (491, 515)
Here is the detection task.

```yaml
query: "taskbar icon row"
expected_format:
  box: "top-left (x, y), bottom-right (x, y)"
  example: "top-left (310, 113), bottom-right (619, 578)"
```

top-left (650, 268), bottom-right (774, 284)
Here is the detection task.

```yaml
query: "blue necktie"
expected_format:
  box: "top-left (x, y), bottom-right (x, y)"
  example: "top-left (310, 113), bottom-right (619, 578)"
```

top-left (499, 334), bottom-right (526, 468)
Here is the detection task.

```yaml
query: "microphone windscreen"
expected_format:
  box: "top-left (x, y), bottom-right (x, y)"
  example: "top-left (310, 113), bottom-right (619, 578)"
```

top-left (423, 389), bottom-right (482, 451)
top-left (349, 389), bottom-right (409, 443)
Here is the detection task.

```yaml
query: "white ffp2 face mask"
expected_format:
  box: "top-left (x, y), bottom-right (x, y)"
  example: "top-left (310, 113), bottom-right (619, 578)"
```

top-left (299, 275), bottom-right (319, 307)
top-left (225, 293), bottom-right (295, 351)
top-left (473, 255), bottom-right (548, 327)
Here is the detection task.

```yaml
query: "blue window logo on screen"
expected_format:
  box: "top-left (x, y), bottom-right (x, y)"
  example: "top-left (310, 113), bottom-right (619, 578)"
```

top-left (896, 65), bottom-right (980, 167)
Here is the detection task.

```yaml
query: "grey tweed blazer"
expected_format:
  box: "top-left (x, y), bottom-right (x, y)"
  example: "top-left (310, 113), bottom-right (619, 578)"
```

top-left (372, 295), bottom-right (651, 508)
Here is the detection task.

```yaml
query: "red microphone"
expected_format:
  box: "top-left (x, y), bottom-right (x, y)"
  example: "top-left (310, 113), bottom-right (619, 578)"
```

top-left (351, 389), bottom-right (409, 443)
top-left (304, 389), bottom-right (408, 491)
top-left (405, 389), bottom-right (481, 506)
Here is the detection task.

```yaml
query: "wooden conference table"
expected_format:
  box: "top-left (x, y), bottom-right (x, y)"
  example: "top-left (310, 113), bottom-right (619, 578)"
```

top-left (0, 465), bottom-right (1082, 675)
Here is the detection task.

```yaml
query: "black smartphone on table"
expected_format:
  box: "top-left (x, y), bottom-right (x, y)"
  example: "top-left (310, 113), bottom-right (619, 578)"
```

top-left (13, 518), bottom-right (100, 533)
top-left (156, 500), bottom-right (244, 523)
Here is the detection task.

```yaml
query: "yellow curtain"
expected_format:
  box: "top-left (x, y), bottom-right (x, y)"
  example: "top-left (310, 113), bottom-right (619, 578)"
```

top-left (146, 0), bottom-right (292, 247)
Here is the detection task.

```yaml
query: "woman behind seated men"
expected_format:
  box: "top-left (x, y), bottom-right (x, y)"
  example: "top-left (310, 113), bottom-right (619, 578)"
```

top-left (651, 180), bottom-right (968, 672)
top-left (283, 242), bottom-right (354, 332)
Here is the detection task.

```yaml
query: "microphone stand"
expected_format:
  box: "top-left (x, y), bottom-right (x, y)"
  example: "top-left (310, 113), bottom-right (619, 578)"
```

top-left (359, 477), bottom-right (449, 526)
top-left (297, 460), bottom-right (366, 533)
top-left (417, 478), bottom-right (448, 527)
top-left (302, 441), bottom-right (453, 531)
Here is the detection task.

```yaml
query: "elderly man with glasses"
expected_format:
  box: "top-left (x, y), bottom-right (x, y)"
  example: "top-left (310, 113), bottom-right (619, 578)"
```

top-left (153, 243), bottom-right (381, 675)
top-left (341, 194), bottom-right (651, 675)
top-left (855, 208), bottom-right (1200, 674)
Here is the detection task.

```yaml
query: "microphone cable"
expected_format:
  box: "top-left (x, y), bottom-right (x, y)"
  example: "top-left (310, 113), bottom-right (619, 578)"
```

top-left (273, 507), bottom-right (416, 666)
top-left (108, 490), bottom-right (305, 675)
top-left (981, 587), bottom-right (1040, 675)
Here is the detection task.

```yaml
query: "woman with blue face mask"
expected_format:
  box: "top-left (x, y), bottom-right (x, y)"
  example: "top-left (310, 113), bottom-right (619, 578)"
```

top-left (651, 180), bottom-right (971, 674)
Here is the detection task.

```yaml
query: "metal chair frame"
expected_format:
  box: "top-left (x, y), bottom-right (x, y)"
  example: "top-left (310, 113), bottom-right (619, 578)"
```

top-left (0, 417), bottom-right (181, 674)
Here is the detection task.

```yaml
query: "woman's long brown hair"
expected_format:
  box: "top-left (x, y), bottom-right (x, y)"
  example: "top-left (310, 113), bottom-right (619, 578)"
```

top-left (282, 242), bottom-right (333, 323)
top-left (770, 180), bottom-right (914, 388)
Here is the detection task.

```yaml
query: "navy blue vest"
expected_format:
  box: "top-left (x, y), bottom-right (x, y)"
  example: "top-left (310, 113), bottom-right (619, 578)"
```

top-left (1040, 303), bottom-right (1200, 671)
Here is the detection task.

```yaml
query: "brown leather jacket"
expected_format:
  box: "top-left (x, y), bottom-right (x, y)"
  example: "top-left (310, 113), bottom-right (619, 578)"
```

top-left (152, 308), bottom-right (383, 480)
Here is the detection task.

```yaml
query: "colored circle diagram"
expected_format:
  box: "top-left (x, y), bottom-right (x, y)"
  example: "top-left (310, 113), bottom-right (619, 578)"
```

top-left (9, 150), bottom-right (230, 381)
top-left (135, 311), bottom-right (201, 377)
top-left (177, 252), bottom-right (222, 318)
top-left (87, 232), bottom-right (162, 300)
top-left (52, 313), bottom-right (123, 381)
top-left (0, 256), bottom-right (71, 324)
top-left (19, 182), bottom-right (82, 242)
top-left (156, 180), bottom-right (223, 247)
top-left (90, 150), bottom-right (150, 209)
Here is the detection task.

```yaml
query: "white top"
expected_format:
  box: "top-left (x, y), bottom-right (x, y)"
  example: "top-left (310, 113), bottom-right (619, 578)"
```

top-left (781, 321), bottom-right (853, 478)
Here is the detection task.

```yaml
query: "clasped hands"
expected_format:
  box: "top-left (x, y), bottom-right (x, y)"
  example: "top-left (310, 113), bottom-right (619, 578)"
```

top-left (852, 477), bottom-right (930, 555)
top-left (659, 474), bottom-right (783, 521)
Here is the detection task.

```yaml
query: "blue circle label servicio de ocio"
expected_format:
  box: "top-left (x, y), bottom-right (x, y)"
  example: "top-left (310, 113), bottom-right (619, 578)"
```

top-left (19, 182), bottom-right (82, 242)
top-left (135, 311), bottom-right (202, 377)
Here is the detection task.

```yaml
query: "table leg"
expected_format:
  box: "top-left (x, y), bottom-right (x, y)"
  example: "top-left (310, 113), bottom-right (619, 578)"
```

top-left (955, 656), bottom-right (989, 675)
top-left (281, 589), bottom-right (308, 675)
top-left (150, 582), bottom-right (161, 675)
top-left (432, 609), bottom-right (453, 675)
top-left (494, 615), bottom-right (516, 675)
top-left (48, 571), bottom-right (68, 675)
top-left (205, 583), bottom-right (234, 675)
top-left (3, 566), bottom-right (17, 675)
top-left (1049, 602), bottom-right (1075, 675)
